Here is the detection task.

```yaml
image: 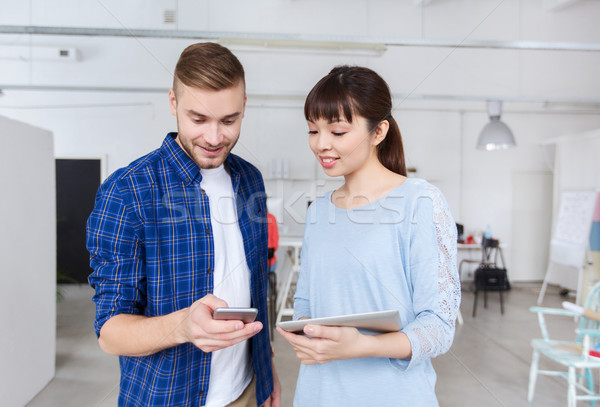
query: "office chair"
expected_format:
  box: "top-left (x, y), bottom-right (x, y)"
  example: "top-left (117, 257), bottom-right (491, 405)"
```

top-left (459, 237), bottom-right (506, 283)
top-left (462, 238), bottom-right (510, 317)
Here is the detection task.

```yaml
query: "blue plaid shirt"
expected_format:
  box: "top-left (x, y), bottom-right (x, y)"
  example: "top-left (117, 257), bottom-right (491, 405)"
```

top-left (87, 133), bottom-right (273, 406)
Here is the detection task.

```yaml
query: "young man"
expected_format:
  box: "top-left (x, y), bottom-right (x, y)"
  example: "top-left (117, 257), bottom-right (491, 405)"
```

top-left (87, 42), bottom-right (280, 407)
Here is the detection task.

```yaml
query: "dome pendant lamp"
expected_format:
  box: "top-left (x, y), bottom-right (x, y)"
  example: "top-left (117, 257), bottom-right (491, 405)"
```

top-left (476, 100), bottom-right (516, 151)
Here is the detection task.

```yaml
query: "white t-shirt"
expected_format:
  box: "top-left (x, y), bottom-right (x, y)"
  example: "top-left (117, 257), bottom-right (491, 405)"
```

top-left (200, 165), bottom-right (253, 407)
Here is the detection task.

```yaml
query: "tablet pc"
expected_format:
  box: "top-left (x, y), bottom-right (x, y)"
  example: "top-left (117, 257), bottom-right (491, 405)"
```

top-left (277, 310), bottom-right (401, 333)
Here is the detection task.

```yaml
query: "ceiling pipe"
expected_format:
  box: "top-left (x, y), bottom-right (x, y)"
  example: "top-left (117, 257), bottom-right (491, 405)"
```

top-left (1, 25), bottom-right (600, 52)
top-left (1, 84), bottom-right (600, 108)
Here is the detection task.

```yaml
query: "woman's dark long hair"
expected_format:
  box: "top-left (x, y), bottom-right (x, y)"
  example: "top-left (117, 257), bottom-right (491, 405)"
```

top-left (304, 65), bottom-right (406, 176)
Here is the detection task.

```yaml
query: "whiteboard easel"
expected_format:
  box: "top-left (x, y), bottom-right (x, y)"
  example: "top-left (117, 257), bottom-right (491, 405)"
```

top-left (537, 190), bottom-right (597, 305)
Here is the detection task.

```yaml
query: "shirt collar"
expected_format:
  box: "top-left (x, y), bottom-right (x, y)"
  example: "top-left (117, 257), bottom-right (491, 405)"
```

top-left (160, 132), bottom-right (240, 186)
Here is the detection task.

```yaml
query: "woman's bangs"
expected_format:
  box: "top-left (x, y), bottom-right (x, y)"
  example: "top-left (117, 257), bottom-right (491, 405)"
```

top-left (304, 81), bottom-right (355, 123)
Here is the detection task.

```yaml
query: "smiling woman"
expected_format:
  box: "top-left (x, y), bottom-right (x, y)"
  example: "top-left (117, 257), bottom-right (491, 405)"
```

top-left (276, 66), bottom-right (461, 407)
top-left (304, 65), bottom-right (406, 178)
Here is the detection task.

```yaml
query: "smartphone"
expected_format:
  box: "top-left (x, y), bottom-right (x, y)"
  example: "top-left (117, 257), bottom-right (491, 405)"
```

top-left (213, 307), bottom-right (258, 323)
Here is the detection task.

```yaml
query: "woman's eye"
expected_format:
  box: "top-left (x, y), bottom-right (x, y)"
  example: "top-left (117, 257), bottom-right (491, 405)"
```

top-left (332, 132), bottom-right (345, 136)
top-left (308, 130), bottom-right (318, 135)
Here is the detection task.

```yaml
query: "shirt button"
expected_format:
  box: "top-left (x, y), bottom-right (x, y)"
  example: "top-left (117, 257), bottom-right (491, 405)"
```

top-left (207, 268), bottom-right (213, 274)
top-left (206, 228), bottom-right (211, 235)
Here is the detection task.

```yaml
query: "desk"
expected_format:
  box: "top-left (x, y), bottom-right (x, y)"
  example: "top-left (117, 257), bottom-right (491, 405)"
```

top-left (458, 243), bottom-right (483, 280)
top-left (458, 243), bottom-right (483, 250)
top-left (456, 244), bottom-right (482, 325)
top-left (457, 242), bottom-right (507, 281)
top-left (276, 236), bottom-right (303, 324)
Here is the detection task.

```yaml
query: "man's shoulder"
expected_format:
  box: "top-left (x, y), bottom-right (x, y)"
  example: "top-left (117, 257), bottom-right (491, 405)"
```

top-left (227, 154), bottom-right (263, 181)
top-left (101, 147), bottom-right (164, 192)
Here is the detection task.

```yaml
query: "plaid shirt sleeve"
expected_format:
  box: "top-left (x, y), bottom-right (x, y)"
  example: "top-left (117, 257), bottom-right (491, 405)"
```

top-left (87, 174), bottom-right (146, 337)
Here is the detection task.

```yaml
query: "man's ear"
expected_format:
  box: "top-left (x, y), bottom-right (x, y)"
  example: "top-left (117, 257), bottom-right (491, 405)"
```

top-left (373, 120), bottom-right (389, 147)
top-left (168, 88), bottom-right (177, 116)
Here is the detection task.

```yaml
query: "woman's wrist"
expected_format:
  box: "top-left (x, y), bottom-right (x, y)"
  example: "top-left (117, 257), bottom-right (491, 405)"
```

top-left (357, 332), bottom-right (379, 358)
top-left (357, 331), bottom-right (412, 359)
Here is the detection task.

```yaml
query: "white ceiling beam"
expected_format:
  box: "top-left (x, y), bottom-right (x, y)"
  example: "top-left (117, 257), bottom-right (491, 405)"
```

top-left (1, 25), bottom-right (600, 52)
top-left (1, 84), bottom-right (600, 107)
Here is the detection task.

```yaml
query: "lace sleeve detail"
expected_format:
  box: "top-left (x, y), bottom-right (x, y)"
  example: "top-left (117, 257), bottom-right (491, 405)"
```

top-left (395, 183), bottom-right (460, 370)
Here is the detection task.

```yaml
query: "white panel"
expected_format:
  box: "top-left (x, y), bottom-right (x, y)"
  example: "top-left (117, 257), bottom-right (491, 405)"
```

top-left (521, 51), bottom-right (600, 100)
top-left (27, 35), bottom-right (190, 89)
top-left (203, 0), bottom-right (369, 36)
top-left (522, 0), bottom-right (600, 42)
top-left (366, 0), bottom-right (423, 37)
top-left (30, 0), bottom-right (177, 29)
top-left (176, 0), bottom-right (210, 31)
top-left (372, 47), bottom-right (521, 99)
top-left (423, 0), bottom-right (520, 41)
top-left (0, 34), bottom-right (31, 83)
top-left (0, 1), bottom-right (30, 25)
top-left (238, 104), bottom-right (314, 180)
top-left (395, 110), bottom-right (461, 217)
top-left (511, 171), bottom-right (553, 281)
top-left (0, 115), bottom-right (55, 406)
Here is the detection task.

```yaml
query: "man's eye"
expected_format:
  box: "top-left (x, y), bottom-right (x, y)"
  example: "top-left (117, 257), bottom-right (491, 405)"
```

top-left (222, 120), bottom-right (235, 125)
top-left (193, 118), bottom-right (205, 124)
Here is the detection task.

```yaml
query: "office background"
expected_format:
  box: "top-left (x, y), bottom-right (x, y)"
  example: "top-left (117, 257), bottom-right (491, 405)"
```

top-left (1, 0), bottom-right (600, 405)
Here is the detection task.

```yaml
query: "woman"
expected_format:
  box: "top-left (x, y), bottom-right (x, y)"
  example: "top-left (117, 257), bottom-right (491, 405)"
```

top-left (277, 66), bottom-right (461, 406)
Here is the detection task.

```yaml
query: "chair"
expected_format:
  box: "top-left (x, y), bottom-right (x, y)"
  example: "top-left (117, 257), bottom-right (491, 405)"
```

top-left (465, 238), bottom-right (509, 317)
top-left (472, 264), bottom-right (509, 317)
top-left (528, 281), bottom-right (600, 407)
top-left (459, 237), bottom-right (506, 282)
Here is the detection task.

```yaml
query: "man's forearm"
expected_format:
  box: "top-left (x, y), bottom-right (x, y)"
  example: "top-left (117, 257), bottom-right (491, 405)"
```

top-left (98, 310), bottom-right (188, 357)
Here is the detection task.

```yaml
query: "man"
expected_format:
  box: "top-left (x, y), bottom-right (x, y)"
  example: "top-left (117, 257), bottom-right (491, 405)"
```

top-left (87, 42), bottom-right (281, 407)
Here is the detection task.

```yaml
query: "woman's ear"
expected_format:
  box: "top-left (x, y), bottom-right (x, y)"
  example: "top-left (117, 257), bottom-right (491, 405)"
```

top-left (372, 120), bottom-right (389, 147)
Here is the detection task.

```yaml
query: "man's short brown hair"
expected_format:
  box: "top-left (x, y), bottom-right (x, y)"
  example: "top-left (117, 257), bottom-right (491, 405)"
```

top-left (173, 42), bottom-right (245, 96)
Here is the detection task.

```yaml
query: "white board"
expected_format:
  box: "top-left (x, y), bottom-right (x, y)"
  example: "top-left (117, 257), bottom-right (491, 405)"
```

top-left (538, 189), bottom-right (597, 305)
top-left (550, 190), bottom-right (597, 268)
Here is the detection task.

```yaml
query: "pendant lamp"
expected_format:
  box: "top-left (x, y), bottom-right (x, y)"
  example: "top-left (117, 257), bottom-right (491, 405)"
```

top-left (476, 100), bottom-right (516, 151)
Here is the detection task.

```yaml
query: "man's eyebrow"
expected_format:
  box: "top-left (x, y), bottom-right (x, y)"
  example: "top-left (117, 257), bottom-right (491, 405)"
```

top-left (187, 109), bottom-right (208, 118)
top-left (222, 112), bottom-right (243, 120)
top-left (187, 109), bottom-right (242, 120)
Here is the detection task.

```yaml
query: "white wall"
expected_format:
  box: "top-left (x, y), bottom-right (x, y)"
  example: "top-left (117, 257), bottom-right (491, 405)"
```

top-left (0, 115), bottom-right (56, 406)
top-left (545, 129), bottom-right (600, 291)
top-left (1, 0), bottom-right (600, 281)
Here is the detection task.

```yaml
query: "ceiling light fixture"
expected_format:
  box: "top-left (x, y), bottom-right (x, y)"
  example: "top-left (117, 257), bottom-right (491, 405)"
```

top-left (218, 38), bottom-right (387, 57)
top-left (476, 100), bottom-right (516, 150)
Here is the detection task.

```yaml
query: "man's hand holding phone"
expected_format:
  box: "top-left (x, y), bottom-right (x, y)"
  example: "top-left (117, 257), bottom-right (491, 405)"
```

top-left (183, 294), bottom-right (262, 353)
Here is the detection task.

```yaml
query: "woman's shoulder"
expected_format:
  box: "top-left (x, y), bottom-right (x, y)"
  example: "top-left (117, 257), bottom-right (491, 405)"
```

top-left (392, 177), bottom-right (443, 200)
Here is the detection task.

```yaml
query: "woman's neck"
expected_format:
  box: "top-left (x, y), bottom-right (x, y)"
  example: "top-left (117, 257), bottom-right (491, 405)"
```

top-left (333, 157), bottom-right (406, 209)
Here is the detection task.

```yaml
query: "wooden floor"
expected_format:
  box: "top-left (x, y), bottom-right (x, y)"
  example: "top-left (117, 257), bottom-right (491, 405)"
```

top-left (28, 283), bottom-right (585, 406)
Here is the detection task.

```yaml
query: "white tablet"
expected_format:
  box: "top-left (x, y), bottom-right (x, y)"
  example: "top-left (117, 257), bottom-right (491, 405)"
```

top-left (277, 310), bottom-right (401, 333)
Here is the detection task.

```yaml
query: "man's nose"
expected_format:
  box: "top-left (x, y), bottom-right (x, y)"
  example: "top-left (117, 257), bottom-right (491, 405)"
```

top-left (204, 121), bottom-right (223, 146)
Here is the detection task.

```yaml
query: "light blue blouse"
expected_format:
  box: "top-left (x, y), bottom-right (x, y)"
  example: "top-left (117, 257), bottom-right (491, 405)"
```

top-left (293, 178), bottom-right (460, 407)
